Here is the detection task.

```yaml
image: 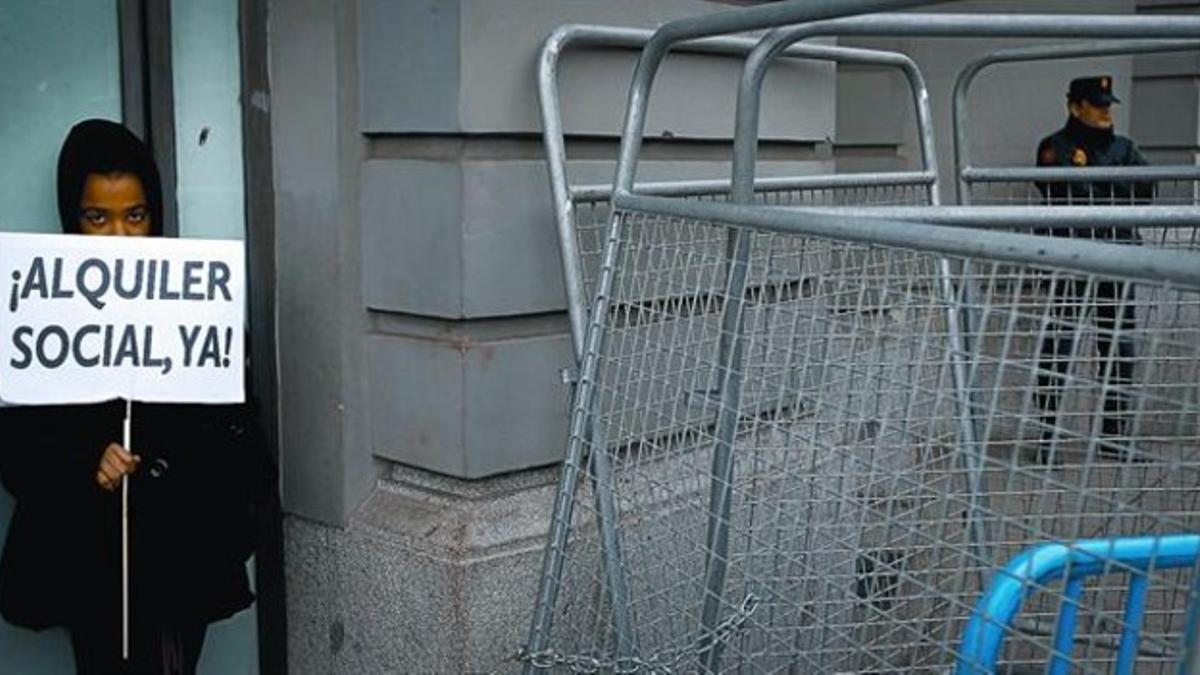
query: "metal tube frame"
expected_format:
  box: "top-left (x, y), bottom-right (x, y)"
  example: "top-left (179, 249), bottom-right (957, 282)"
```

top-left (520, 201), bottom-right (633, 673)
top-left (628, 6), bottom-right (954, 671)
top-left (605, 6), bottom-right (1200, 673)
top-left (961, 165), bottom-right (1200, 185)
top-left (1181, 557), bottom-right (1200, 675)
top-left (539, 24), bottom-right (939, 360)
top-left (952, 39), bottom-right (1200, 204)
top-left (527, 12), bottom-right (942, 672)
top-left (571, 171), bottom-right (935, 203)
top-left (607, 194), bottom-right (1200, 292)
top-left (771, 204), bottom-right (1200, 229)
top-left (727, 14), bottom-right (1200, 199)
top-left (624, 192), bottom-right (1200, 671)
top-left (608, 0), bottom-right (952, 195)
top-left (948, 48), bottom-right (1200, 649)
top-left (700, 48), bottom-right (937, 668)
top-left (531, 5), bottom-right (1200, 672)
top-left (691, 40), bottom-right (943, 668)
top-left (956, 535), bottom-right (1200, 675)
top-left (727, 20), bottom-right (1200, 662)
top-left (605, 196), bottom-right (1200, 656)
top-left (947, 41), bottom-right (1200, 670)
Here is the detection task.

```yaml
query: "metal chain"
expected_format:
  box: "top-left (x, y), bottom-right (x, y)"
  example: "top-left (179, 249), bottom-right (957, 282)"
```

top-left (516, 594), bottom-right (760, 674)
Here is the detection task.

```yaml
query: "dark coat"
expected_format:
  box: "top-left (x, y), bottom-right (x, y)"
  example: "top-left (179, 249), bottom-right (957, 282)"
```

top-left (1035, 115), bottom-right (1154, 240)
top-left (0, 399), bottom-right (274, 630)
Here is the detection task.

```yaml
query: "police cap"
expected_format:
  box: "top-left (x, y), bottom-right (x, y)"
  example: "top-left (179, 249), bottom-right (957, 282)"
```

top-left (1067, 75), bottom-right (1120, 105)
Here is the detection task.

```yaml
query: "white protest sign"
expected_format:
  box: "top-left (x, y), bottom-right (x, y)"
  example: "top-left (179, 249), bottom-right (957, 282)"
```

top-left (0, 232), bottom-right (245, 405)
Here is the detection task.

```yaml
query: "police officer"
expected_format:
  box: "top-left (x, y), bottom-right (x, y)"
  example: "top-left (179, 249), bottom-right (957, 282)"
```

top-left (1036, 75), bottom-right (1153, 214)
top-left (1033, 76), bottom-right (1154, 462)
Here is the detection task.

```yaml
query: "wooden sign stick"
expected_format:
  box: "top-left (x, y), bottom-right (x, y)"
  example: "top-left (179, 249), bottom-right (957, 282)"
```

top-left (122, 398), bottom-right (131, 661)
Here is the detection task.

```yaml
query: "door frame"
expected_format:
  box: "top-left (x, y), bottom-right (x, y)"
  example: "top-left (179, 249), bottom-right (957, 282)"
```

top-left (118, 1), bottom-right (287, 671)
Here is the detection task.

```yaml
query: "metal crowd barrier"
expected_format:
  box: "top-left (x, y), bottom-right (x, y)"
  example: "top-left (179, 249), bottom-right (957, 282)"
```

top-left (522, 3), bottom-right (1200, 673)
top-left (953, 39), bottom-right (1200, 209)
top-left (959, 535), bottom-right (1200, 674)
top-left (538, 24), bottom-right (940, 361)
top-left (951, 40), bottom-right (1200, 256)
top-left (531, 16), bottom-right (942, 674)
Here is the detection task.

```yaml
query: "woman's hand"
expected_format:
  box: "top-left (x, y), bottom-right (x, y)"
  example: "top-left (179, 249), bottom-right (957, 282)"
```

top-left (96, 443), bottom-right (141, 491)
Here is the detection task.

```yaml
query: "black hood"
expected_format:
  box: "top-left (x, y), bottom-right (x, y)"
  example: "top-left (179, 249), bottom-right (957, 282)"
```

top-left (56, 119), bottom-right (163, 236)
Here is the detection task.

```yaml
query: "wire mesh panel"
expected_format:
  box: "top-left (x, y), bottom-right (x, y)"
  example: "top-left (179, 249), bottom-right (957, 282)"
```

top-left (960, 176), bottom-right (1200, 254)
top-left (957, 256), bottom-right (1200, 673)
top-left (963, 177), bottom-right (1200, 208)
top-left (571, 179), bottom-right (936, 310)
top-left (524, 205), bottom-right (1200, 674)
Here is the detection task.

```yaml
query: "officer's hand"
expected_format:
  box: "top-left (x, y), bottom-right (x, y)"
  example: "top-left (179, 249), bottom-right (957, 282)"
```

top-left (96, 443), bottom-right (141, 491)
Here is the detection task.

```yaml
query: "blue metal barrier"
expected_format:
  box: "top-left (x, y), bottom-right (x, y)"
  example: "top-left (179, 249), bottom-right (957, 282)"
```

top-left (957, 535), bottom-right (1200, 675)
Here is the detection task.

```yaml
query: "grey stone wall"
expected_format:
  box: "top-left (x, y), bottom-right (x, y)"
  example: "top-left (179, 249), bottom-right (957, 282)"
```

top-left (285, 466), bottom-right (556, 673)
top-left (354, 0), bottom-right (836, 482)
top-left (270, 0), bottom-right (836, 671)
top-left (1133, 0), bottom-right (1200, 164)
top-left (271, 0), bottom-right (374, 529)
top-left (267, 1), bottom-right (1194, 672)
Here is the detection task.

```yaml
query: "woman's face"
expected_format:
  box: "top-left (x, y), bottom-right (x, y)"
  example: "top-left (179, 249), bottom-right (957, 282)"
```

top-left (78, 172), bottom-right (152, 236)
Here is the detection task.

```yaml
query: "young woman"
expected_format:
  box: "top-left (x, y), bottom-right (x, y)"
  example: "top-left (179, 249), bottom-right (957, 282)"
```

top-left (0, 119), bottom-right (274, 675)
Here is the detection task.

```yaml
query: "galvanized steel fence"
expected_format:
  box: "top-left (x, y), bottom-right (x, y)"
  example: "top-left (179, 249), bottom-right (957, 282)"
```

top-left (951, 40), bottom-right (1200, 257)
top-left (952, 39), bottom-right (1200, 209)
top-left (524, 201), bottom-right (1200, 674)
top-left (522, 3), bottom-right (1200, 673)
top-left (537, 24), bottom-right (940, 359)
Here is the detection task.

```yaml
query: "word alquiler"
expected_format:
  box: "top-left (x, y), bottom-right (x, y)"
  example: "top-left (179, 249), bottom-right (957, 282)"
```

top-left (9, 256), bottom-right (234, 312)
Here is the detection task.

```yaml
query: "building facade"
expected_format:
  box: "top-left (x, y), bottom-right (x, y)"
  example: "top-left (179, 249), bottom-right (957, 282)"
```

top-left (3, 0), bottom-right (1199, 672)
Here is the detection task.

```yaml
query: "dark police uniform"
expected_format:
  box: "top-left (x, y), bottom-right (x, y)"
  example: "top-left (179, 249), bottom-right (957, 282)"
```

top-left (1032, 76), bottom-right (1154, 459)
